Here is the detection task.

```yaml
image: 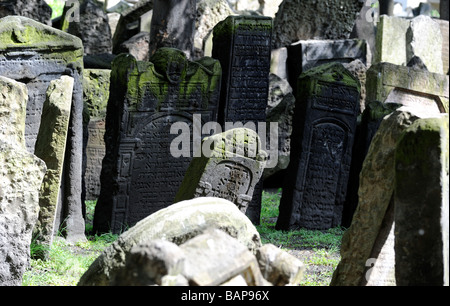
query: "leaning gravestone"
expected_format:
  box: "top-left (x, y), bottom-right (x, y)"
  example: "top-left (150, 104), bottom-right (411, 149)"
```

top-left (33, 76), bottom-right (74, 251)
top-left (93, 48), bottom-right (221, 234)
top-left (212, 15), bottom-right (272, 224)
top-left (276, 63), bottom-right (360, 231)
top-left (0, 16), bottom-right (86, 243)
top-left (394, 115), bottom-right (449, 286)
top-left (0, 76), bottom-right (46, 286)
top-left (175, 128), bottom-right (267, 213)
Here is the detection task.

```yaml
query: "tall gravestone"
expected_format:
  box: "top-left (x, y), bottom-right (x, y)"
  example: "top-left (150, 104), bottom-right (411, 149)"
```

top-left (0, 16), bottom-right (86, 243)
top-left (93, 48), bottom-right (221, 234)
top-left (276, 63), bottom-right (360, 231)
top-left (175, 128), bottom-right (267, 213)
top-left (212, 15), bottom-right (272, 224)
top-left (394, 115), bottom-right (449, 286)
top-left (0, 76), bottom-right (46, 286)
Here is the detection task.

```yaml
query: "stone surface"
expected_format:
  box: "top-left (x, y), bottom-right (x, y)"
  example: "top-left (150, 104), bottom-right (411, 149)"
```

top-left (116, 31), bottom-right (149, 61)
top-left (365, 62), bottom-right (449, 113)
top-left (92, 49), bottom-right (221, 233)
top-left (256, 243), bottom-right (305, 286)
top-left (0, 76), bottom-right (46, 286)
top-left (33, 76), bottom-right (74, 250)
top-left (330, 106), bottom-right (439, 286)
top-left (435, 20), bottom-right (449, 74)
top-left (212, 15), bottom-right (272, 224)
top-left (79, 197), bottom-right (262, 286)
top-left (272, 0), bottom-right (363, 49)
top-left (0, 0), bottom-right (52, 25)
top-left (374, 15), bottom-right (410, 66)
top-left (0, 16), bottom-right (86, 243)
top-left (286, 39), bottom-right (367, 95)
top-left (61, 0), bottom-right (113, 55)
top-left (394, 115), bottom-right (449, 286)
top-left (175, 128), bottom-right (267, 213)
top-left (276, 63), bottom-right (360, 231)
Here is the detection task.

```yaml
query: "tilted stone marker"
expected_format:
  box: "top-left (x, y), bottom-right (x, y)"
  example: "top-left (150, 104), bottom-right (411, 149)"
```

top-left (93, 48), bottom-right (221, 233)
top-left (394, 115), bottom-right (449, 286)
top-left (212, 15), bottom-right (272, 224)
top-left (0, 76), bottom-right (46, 286)
top-left (0, 16), bottom-right (86, 243)
top-left (175, 128), bottom-right (267, 213)
top-left (276, 63), bottom-right (360, 231)
top-left (33, 76), bottom-right (74, 251)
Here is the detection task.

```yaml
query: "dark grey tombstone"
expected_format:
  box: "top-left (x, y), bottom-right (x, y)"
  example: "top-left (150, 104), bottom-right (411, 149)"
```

top-left (92, 48), bottom-right (221, 234)
top-left (0, 16), bottom-right (86, 243)
top-left (276, 63), bottom-right (360, 230)
top-left (212, 15), bottom-right (273, 225)
top-left (0, 0), bottom-right (52, 25)
top-left (286, 39), bottom-right (367, 95)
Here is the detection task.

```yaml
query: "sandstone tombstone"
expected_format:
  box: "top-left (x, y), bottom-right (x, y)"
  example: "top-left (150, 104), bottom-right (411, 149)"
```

top-left (0, 0), bottom-right (52, 26)
top-left (33, 76), bottom-right (74, 251)
top-left (374, 15), bottom-right (410, 66)
top-left (0, 16), bottom-right (86, 243)
top-left (331, 107), bottom-right (439, 286)
top-left (212, 15), bottom-right (272, 224)
top-left (365, 62), bottom-right (449, 114)
top-left (286, 39), bottom-right (367, 96)
top-left (175, 128), bottom-right (267, 213)
top-left (394, 115), bottom-right (449, 286)
top-left (272, 0), bottom-right (363, 49)
top-left (0, 76), bottom-right (46, 286)
top-left (92, 49), bottom-right (221, 234)
top-left (276, 63), bottom-right (360, 231)
top-left (83, 69), bottom-right (111, 201)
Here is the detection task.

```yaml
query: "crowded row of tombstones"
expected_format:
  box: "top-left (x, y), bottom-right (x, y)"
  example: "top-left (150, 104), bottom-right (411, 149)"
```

top-left (0, 0), bottom-right (448, 286)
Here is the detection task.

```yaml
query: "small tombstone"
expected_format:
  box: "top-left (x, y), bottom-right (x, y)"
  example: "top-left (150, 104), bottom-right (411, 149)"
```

top-left (0, 76), bottom-right (47, 286)
top-left (0, 16), bottom-right (86, 243)
top-left (0, 0), bottom-right (52, 26)
top-left (394, 115), bottom-right (449, 286)
top-left (286, 39), bottom-right (367, 96)
top-left (33, 76), bottom-right (74, 251)
top-left (93, 48), bottom-right (221, 234)
top-left (212, 15), bottom-right (273, 224)
top-left (276, 63), bottom-right (360, 231)
top-left (175, 128), bottom-right (267, 213)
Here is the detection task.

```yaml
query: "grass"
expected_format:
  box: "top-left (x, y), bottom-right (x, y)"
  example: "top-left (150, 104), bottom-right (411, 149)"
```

top-left (256, 189), bottom-right (345, 286)
top-left (23, 190), bottom-right (344, 286)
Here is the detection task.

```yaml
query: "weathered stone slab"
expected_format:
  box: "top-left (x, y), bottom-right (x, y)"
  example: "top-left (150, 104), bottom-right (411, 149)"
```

top-left (79, 197), bottom-right (262, 286)
top-left (374, 15), bottom-right (410, 66)
top-left (92, 49), bottom-right (221, 233)
top-left (394, 115), bottom-right (449, 286)
top-left (0, 16), bottom-right (86, 243)
top-left (276, 63), bottom-right (360, 231)
top-left (286, 39), bottom-right (367, 95)
top-left (0, 76), bottom-right (46, 286)
top-left (365, 62), bottom-right (449, 113)
top-left (330, 106), bottom-right (439, 286)
top-left (175, 128), bottom-right (267, 213)
top-left (0, 0), bottom-right (52, 26)
top-left (33, 76), bottom-right (74, 250)
top-left (212, 15), bottom-right (272, 224)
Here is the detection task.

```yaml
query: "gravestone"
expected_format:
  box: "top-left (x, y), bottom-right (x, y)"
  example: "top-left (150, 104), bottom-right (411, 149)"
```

top-left (374, 15), bottom-right (410, 66)
top-left (286, 39), bottom-right (367, 99)
top-left (83, 69), bottom-right (111, 201)
top-left (0, 76), bottom-right (46, 286)
top-left (0, 0), bottom-right (52, 26)
top-left (276, 63), bottom-right (360, 231)
top-left (93, 48), bottom-right (221, 234)
top-left (365, 62), bottom-right (449, 114)
top-left (394, 115), bottom-right (449, 286)
top-left (212, 15), bottom-right (272, 224)
top-left (33, 76), bottom-right (74, 251)
top-left (0, 16), bottom-right (86, 243)
top-left (175, 128), bottom-right (267, 213)
top-left (272, 0), bottom-right (363, 49)
top-left (330, 107), bottom-right (438, 286)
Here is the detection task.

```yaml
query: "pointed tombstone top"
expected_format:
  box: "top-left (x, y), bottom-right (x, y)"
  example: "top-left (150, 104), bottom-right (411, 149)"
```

top-left (0, 15), bottom-right (83, 51)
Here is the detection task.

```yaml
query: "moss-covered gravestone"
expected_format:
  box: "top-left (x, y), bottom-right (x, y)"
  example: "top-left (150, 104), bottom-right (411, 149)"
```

top-left (0, 16), bottom-right (86, 243)
top-left (175, 128), bottom-right (267, 213)
top-left (93, 48), bottom-right (221, 234)
top-left (276, 63), bottom-right (360, 231)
